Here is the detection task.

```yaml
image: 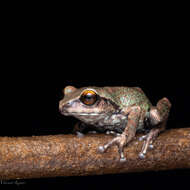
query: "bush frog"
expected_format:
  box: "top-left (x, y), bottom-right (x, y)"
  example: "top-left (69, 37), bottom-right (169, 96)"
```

top-left (59, 86), bottom-right (171, 162)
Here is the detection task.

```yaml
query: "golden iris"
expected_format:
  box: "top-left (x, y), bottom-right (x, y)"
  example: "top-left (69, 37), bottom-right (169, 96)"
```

top-left (80, 90), bottom-right (98, 106)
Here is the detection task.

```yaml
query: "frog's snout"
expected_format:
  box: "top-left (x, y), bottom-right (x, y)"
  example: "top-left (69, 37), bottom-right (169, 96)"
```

top-left (59, 101), bottom-right (72, 115)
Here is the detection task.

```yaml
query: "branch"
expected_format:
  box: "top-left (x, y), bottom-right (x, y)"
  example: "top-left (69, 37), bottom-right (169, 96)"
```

top-left (0, 128), bottom-right (190, 180)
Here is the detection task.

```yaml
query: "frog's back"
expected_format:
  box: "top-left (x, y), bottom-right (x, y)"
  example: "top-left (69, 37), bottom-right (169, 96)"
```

top-left (97, 87), bottom-right (152, 111)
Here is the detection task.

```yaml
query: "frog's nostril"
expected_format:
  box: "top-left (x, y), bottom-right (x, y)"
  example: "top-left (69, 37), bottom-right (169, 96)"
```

top-left (63, 102), bottom-right (72, 109)
top-left (59, 101), bottom-right (73, 113)
top-left (66, 101), bottom-right (72, 106)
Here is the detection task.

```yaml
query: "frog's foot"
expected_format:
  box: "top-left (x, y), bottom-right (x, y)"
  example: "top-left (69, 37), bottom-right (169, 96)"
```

top-left (98, 134), bottom-right (127, 162)
top-left (139, 128), bottom-right (160, 159)
top-left (139, 135), bottom-right (154, 148)
top-left (139, 135), bottom-right (148, 141)
top-left (76, 131), bottom-right (85, 138)
top-left (106, 131), bottom-right (120, 136)
top-left (88, 131), bottom-right (97, 134)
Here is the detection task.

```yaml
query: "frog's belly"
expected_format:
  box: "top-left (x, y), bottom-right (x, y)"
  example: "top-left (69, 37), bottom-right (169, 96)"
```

top-left (75, 113), bottom-right (144, 133)
top-left (93, 121), bottom-right (144, 134)
top-left (76, 113), bottom-right (126, 126)
top-left (98, 119), bottom-right (144, 133)
top-left (77, 114), bottom-right (143, 133)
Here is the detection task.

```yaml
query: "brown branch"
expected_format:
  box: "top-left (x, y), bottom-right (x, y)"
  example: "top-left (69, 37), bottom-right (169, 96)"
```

top-left (0, 128), bottom-right (190, 180)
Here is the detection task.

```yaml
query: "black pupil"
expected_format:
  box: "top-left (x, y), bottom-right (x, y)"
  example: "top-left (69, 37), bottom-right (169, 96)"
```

top-left (86, 93), bottom-right (93, 100)
top-left (81, 92), bottom-right (97, 105)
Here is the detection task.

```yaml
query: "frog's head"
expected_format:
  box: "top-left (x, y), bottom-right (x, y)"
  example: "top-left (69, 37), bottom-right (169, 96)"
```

top-left (59, 86), bottom-right (118, 122)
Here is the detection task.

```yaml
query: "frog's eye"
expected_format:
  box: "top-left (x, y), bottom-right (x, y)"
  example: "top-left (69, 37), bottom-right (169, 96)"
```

top-left (80, 90), bottom-right (98, 106)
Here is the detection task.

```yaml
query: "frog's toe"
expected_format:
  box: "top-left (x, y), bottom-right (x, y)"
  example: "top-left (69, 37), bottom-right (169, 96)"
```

top-left (119, 151), bottom-right (127, 162)
top-left (88, 131), bottom-right (97, 134)
top-left (149, 144), bottom-right (154, 149)
top-left (139, 135), bottom-right (147, 141)
top-left (109, 131), bottom-right (116, 135)
top-left (106, 131), bottom-right (120, 136)
top-left (98, 146), bottom-right (106, 153)
top-left (139, 152), bottom-right (146, 159)
top-left (120, 157), bottom-right (127, 162)
top-left (76, 132), bottom-right (85, 138)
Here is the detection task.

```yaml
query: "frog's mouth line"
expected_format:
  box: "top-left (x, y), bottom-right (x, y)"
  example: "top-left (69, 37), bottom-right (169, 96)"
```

top-left (72, 112), bottom-right (103, 116)
top-left (62, 111), bottom-right (104, 116)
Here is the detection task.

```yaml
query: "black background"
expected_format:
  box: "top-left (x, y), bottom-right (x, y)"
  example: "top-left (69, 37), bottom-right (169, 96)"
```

top-left (2, 9), bottom-right (190, 189)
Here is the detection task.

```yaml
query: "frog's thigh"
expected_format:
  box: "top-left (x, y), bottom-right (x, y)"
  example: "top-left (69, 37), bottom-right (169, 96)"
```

top-left (149, 97), bottom-right (171, 126)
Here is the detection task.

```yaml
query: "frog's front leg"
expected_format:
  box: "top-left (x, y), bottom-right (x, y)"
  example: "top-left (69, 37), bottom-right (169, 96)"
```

top-left (139, 97), bottom-right (171, 159)
top-left (73, 122), bottom-right (99, 137)
top-left (73, 122), bottom-right (87, 138)
top-left (99, 106), bottom-right (141, 162)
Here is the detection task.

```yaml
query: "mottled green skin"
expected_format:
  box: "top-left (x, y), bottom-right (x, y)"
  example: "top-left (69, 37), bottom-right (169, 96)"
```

top-left (62, 87), bottom-right (151, 108)
top-left (60, 86), bottom-right (152, 115)
top-left (95, 87), bottom-right (152, 111)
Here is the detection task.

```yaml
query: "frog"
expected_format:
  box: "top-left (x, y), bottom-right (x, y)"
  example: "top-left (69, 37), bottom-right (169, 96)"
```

top-left (59, 86), bottom-right (171, 162)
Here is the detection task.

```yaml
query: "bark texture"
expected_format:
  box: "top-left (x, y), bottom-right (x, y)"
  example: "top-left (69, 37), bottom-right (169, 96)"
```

top-left (0, 128), bottom-right (190, 180)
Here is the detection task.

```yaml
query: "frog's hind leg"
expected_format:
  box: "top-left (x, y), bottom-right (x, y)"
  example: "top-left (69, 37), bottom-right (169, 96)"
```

top-left (139, 127), bottom-right (163, 159)
top-left (139, 97), bottom-right (171, 159)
